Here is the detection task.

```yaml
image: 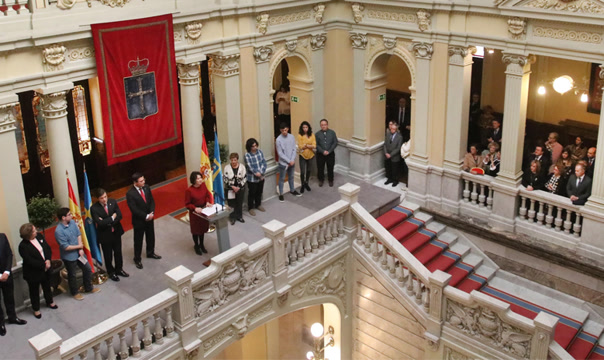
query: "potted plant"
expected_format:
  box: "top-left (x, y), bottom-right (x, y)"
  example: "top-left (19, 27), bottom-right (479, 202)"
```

top-left (26, 194), bottom-right (59, 236)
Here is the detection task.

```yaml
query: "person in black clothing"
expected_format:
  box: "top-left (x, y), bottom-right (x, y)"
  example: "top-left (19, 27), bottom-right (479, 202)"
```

top-left (0, 233), bottom-right (27, 336)
top-left (522, 161), bottom-right (545, 191)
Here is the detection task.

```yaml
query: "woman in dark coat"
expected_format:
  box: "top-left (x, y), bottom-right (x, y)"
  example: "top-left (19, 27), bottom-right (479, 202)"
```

top-left (18, 223), bottom-right (57, 318)
top-left (185, 171), bottom-right (213, 255)
top-left (522, 160), bottom-right (545, 191)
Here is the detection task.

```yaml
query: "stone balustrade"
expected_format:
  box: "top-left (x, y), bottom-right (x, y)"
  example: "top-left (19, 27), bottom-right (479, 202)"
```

top-left (460, 172), bottom-right (495, 210)
top-left (0, 0), bottom-right (30, 16)
top-left (517, 188), bottom-right (582, 237)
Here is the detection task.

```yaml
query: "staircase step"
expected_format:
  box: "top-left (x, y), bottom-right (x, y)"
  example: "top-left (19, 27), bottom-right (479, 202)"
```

top-left (568, 321), bottom-right (604, 359)
top-left (589, 345), bottom-right (604, 360)
top-left (446, 254), bottom-right (483, 287)
top-left (390, 218), bottom-right (425, 242)
top-left (400, 201), bottom-right (420, 212)
top-left (473, 264), bottom-right (497, 281)
top-left (425, 221), bottom-right (447, 236)
top-left (377, 206), bottom-right (414, 231)
top-left (455, 264), bottom-right (495, 293)
top-left (413, 211), bottom-right (433, 224)
top-left (437, 232), bottom-right (459, 246)
top-left (401, 228), bottom-right (436, 253)
top-left (414, 239), bottom-right (449, 265)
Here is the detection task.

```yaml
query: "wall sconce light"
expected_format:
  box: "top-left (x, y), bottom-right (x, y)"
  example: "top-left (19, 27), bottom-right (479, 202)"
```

top-left (306, 323), bottom-right (335, 360)
top-left (552, 75), bottom-right (574, 94)
top-left (537, 85), bottom-right (546, 95)
top-left (580, 93), bottom-right (588, 103)
top-left (488, 48), bottom-right (494, 54)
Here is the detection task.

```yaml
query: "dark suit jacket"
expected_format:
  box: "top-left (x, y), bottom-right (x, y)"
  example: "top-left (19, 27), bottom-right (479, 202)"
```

top-left (18, 234), bottom-right (52, 283)
top-left (91, 199), bottom-right (125, 242)
top-left (566, 175), bottom-right (592, 205)
top-left (0, 233), bottom-right (13, 281)
top-left (527, 154), bottom-right (551, 177)
top-left (522, 171), bottom-right (544, 191)
top-left (126, 185), bottom-right (156, 227)
top-left (584, 157), bottom-right (595, 179)
top-left (384, 131), bottom-right (403, 163)
top-left (488, 127), bottom-right (502, 144)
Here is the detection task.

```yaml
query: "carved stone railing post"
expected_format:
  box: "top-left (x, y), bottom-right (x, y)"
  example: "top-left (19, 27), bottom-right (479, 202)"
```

top-left (338, 183), bottom-right (360, 231)
top-left (28, 329), bottom-right (63, 360)
top-left (531, 312), bottom-right (558, 359)
top-left (166, 266), bottom-right (200, 359)
top-left (263, 220), bottom-right (288, 291)
top-left (427, 270), bottom-right (451, 339)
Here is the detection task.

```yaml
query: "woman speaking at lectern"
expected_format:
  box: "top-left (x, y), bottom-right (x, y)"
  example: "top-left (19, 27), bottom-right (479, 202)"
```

top-left (185, 171), bottom-right (213, 255)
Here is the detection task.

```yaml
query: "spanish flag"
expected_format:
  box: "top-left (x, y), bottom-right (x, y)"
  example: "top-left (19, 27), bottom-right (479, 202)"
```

top-left (67, 173), bottom-right (95, 272)
top-left (200, 134), bottom-right (214, 202)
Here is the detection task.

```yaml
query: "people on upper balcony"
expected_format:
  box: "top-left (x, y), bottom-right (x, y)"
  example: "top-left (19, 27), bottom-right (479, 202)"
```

top-left (487, 119), bottom-right (502, 146)
top-left (545, 132), bottom-right (563, 173)
top-left (566, 136), bottom-right (587, 162)
top-left (526, 145), bottom-right (551, 177)
top-left (566, 163), bottom-right (592, 206)
top-left (463, 144), bottom-right (483, 174)
top-left (478, 105), bottom-right (495, 147)
top-left (482, 142), bottom-right (501, 176)
top-left (554, 149), bottom-right (575, 178)
top-left (584, 147), bottom-right (596, 179)
top-left (545, 165), bottom-right (566, 196)
top-left (468, 93), bottom-right (481, 145)
top-left (522, 160), bottom-right (545, 191)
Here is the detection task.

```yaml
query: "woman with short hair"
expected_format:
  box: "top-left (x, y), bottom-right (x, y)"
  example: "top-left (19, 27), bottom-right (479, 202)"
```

top-left (223, 153), bottom-right (247, 225)
top-left (18, 223), bottom-right (57, 319)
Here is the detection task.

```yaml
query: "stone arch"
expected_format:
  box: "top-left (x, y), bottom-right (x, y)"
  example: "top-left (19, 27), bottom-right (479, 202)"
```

top-left (365, 41), bottom-right (416, 87)
top-left (269, 43), bottom-right (313, 89)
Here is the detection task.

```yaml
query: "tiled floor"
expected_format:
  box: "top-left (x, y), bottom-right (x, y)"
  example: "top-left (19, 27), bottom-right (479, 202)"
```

top-left (1, 174), bottom-right (399, 359)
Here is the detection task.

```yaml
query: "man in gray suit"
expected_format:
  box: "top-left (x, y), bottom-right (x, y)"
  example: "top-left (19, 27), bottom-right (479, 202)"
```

top-left (566, 163), bottom-right (592, 205)
top-left (384, 121), bottom-right (404, 187)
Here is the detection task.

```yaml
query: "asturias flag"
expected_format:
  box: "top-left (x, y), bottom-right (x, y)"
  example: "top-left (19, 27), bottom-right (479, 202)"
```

top-left (200, 134), bottom-right (214, 203)
top-left (83, 169), bottom-right (103, 265)
top-left (212, 131), bottom-right (225, 206)
top-left (67, 174), bottom-right (95, 272)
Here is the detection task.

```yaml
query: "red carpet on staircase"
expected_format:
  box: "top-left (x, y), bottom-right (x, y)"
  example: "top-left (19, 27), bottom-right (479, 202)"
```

top-left (44, 176), bottom-right (188, 260)
top-left (375, 205), bottom-right (602, 359)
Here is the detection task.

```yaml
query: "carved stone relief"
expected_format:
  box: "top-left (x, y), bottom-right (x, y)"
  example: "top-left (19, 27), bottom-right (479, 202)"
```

top-left (285, 39), bottom-right (298, 53)
top-left (42, 44), bottom-right (67, 72)
top-left (0, 102), bottom-right (18, 134)
top-left (185, 22), bottom-right (203, 43)
top-left (383, 36), bottom-right (397, 50)
top-left (412, 42), bottom-right (433, 59)
top-left (253, 46), bottom-right (274, 63)
top-left (40, 91), bottom-right (68, 119)
top-left (193, 252), bottom-right (268, 316)
top-left (56, 0), bottom-right (76, 10)
top-left (209, 54), bottom-right (241, 77)
top-left (523, 0), bottom-right (604, 14)
top-left (177, 63), bottom-right (201, 85)
top-left (366, 7), bottom-right (416, 23)
top-left (349, 32), bottom-right (368, 50)
top-left (311, 33), bottom-right (327, 50)
top-left (257, 13), bottom-right (270, 35)
top-left (314, 3), bottom-right (326, 24)
top-left (446, 300), bottom-right (532, 358)
top-left (291, 257), bottom-right (347, 312)
top-left (351, 3), bottom-right (364, 23)
top-left (232, 315), bottom-right (249, 339)
top-left (444, 346), bottom-right (472, 360)
top-left (533, 26), bottom-right (602, 43)
top-left (268, 10), bottom-right (311, 25)
top-left (174, 27), bottom-right (184, 43)
top-left (68, 47), bottom-right (95, 62)
top-left (249, 301), bottom-right (273, 321)
top-left (508, 17), bottom-right (527, 40)
top-left (99, 0), bottom-right (132, 7)
top-left (416, 9), bottom-right (431, 32)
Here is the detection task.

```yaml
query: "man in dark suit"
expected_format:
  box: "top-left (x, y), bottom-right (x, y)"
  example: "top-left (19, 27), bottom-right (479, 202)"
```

top-left (526, 145), bottom-right (551, 177)
top-left (584, 147), bottom-right (596, 179)
top-left (0, 233), bottom-right (27, 336)
top-left (566, 163), bottom-right (592, 205)
top-left (395, 97), bottom-right (411, 142)
top-left (487, 119), bottom-right (502, 145)
top-left (126, 173), bottom-right (161, 269)
top-left (384, 121), bottom-right (404, 187)
top-left (91, 189), bottom-right (129, 282)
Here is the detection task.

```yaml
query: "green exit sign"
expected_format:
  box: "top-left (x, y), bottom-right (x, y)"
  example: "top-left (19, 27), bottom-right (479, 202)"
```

top-left (378, 94), bottom-right (386, 101)
top-left (291, 96), bottom-right (299, 103)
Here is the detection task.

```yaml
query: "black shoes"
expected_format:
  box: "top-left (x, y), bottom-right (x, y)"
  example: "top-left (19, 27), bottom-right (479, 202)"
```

top-left (0, 324), bottom-right (5, 336)
top-left (319, 181), bottom-right (324, 187)
top-left (194, 245), bottom-right (202, 255)
top-left (116, 270), bottom-right (130, 277)
top-left (291, 191), bottom-right (302, 197)
top-left (392, 181), bottom-right (399, 187)
top-left (279, 195), bottom-right (285, 202)
top-left (34, 312), bottom-right (42, 319)
top-left (134, 260), bottom-right (143, 269)
top-left (305, 183), bottom-right (311, 192)
top-left (147, 253), bottom-right (162, 259)
top-left (8, 318), bottom-right (27, 325)
top-left (384, 179), bottom-right (393, 185)
top-left (329, 181), bottom-right (334, 187)
top-left (230, 218), bottom-right (236, 225)
top-left (110, 274), bottom-right (120, 282)
top-left (237, 218), bottom-right (245, 223)
top-left (201, 245), bottom-right (208, 254)
top-left (300, 186), bottom-right (305, 194)
top-left (48, 303), bottom-right (58, 309)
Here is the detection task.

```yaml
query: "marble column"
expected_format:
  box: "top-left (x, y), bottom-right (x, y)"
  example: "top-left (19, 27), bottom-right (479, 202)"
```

top-left (177, 61), bottom-right (204, 179)
top-left (406, 42), bottom-right (433, 207)
top-left (210, 53), bottom-right (243, 157)
top-left (489, 54), bottom-right (531, 231)
top-left (442, 46), bottom-right (475, 213)
top-left (254, 44), bottom-right (276, 164)
top-left (580, 64), bottom-right (604, 259)
top-left (39, 87), bottom-right (79, 207)
top-left (0, 96), bottom-right (29, 261)
top-left (349, 32), bottom-right (368, 146)
top-left (311, 33), bottom-right (327, 130)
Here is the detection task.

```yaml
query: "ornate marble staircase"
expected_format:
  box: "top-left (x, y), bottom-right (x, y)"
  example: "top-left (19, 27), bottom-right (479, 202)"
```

top-left (376, 202), bottom-right (604, 360)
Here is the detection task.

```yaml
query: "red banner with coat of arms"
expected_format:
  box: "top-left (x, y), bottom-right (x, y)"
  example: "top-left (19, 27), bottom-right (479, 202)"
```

top-left (91, 14), bottom-right (182, 165)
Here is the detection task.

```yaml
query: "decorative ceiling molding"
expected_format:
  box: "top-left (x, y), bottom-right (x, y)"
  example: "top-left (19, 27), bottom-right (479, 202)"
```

top-left (313, 3), bottom-right (325, 24)
top-left (311, 33), bottom-right (327, 50)
top-left (508, 17), bottom-right (527, 40)
top-left (351, 3), bottom-right (364, 23)
top-left (268, 10), bottom-right (311, 26)
top-left (185, 22), bottom-right (203, 42)
top-left (68, 47), bottom-right (95, 62)
top-left (253, 45), bottom-right (274, 63)
top-left (366, 6), bottom-right (416, 23)
top-left (533, 26), bottom-right (602, 43)
top-left (524, 0), bottom-right (604, 13)
top-left (99, 0), bottom-right (133, 7)
top-left (416, 9), bottom-right (431, 32)
top-left (257, 13), bottom-right (269, 35)
top-left (349, 32), bottom-right (368, 49)
top-left (42, 44), bottom-right (67, 72)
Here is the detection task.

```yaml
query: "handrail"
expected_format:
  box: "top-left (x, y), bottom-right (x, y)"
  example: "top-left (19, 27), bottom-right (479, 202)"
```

top-left (517, 188), bottom-right (582, 236)
top-left (460, 171), bottom-right (495, 185)
top-left (518, 188), bottom-right (580, 212)
top-left (284, 200), bottom-right (348, 240)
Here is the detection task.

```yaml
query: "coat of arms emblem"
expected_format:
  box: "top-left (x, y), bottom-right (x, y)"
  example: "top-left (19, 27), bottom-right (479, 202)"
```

top-left (124, 57), bottom-right (158, 120)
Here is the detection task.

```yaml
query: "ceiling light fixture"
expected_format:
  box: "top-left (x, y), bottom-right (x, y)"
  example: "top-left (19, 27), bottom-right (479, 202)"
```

top-left (552, 75), bottom-right (574, 95)
top-left (537, 86), bottom-right (546, 95)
